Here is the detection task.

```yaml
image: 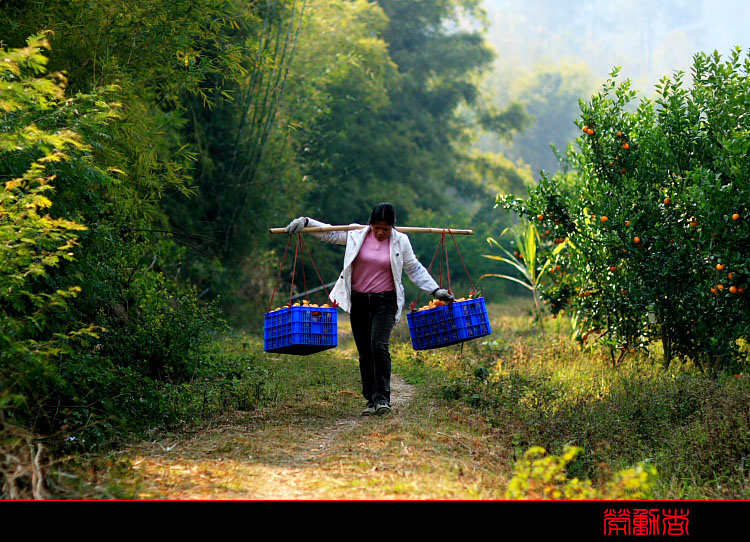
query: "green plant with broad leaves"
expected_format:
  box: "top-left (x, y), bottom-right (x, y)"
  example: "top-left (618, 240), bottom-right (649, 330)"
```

top-left (479, 222), bottom-right (567, 312)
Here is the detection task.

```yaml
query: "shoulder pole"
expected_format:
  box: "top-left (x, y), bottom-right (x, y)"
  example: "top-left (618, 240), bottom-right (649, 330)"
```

top-left (269, 225), bottom-right (473, 235)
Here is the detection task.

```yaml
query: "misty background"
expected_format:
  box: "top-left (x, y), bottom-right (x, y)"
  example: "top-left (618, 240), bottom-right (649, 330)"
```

top-left (479, 0), bottom-right (750, 174)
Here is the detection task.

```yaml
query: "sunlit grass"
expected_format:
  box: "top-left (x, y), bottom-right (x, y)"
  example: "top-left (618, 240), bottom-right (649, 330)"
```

top-left (392, 297), bottom-right (750, 499)
top-left (69, 297), bottom-right (750, 499)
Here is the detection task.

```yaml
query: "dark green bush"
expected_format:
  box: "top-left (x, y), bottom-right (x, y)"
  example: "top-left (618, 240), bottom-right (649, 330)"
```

top-left (1, 35), bottom-right (228, 466)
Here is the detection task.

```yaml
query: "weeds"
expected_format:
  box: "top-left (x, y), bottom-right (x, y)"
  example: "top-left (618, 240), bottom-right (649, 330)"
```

top-left (505, 445), bottom-right (658, 500)
top-left (392, 299), bottom-right (750, 498)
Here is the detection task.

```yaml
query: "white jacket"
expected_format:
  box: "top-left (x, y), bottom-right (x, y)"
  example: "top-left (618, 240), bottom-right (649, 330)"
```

top-left (306, 218), bottom-right (439, 322)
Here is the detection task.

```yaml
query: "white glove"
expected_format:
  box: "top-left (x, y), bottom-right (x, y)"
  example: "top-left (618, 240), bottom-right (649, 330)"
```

top-left (285, 217), bottom-right (308, 235)
top-left (433, 288), bottom-right (454, 302)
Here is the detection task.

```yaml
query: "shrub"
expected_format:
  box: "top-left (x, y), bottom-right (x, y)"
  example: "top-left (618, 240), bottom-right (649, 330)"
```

top-left (1, 36), bottom-right (230, 499)
top-left (498, 49), bottom-right (750, 370)
top-left (506, 445), bottom-right (658, 500)
top-left (0, 32), bottom-right (105, 498)
top-left (102, 268), bottom-right (226, 382)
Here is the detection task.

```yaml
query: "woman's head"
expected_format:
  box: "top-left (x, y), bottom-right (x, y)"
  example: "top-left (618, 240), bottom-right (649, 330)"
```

top-left (369, 203), bottom-right (396, 226)
top-left (369, 203), bottom-right (395, 241)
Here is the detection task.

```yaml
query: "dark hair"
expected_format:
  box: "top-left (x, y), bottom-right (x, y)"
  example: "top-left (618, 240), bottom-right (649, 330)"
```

top-left (369, 203), bottom-right (396, 226)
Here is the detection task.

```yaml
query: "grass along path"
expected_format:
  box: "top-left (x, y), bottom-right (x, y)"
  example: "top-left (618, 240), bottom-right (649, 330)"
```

top-left (94, 379), bottom-right (509, 500)
top-left (75, 317), bottom-right (512, 500)
top-left (66, 300), bottom-right (750, 499)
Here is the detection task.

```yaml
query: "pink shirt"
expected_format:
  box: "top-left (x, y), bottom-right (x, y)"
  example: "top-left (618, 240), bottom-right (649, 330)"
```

top-left (351, 230), bottom-right (395, 293)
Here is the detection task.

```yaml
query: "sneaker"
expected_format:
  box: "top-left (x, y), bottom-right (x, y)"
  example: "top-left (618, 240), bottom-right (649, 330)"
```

top-left (362, 402), bottom-right (376, 416)
top-left (375, 401), bottom-right (392, 415)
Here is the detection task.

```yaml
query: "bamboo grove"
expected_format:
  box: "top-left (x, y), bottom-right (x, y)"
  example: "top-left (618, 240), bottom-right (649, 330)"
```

top-left (0, 0), bottom-right (530, 497)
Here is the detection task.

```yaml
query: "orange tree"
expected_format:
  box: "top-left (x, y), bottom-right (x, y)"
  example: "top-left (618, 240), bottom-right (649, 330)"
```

top-left (498, 49), bottom-right (750, 371)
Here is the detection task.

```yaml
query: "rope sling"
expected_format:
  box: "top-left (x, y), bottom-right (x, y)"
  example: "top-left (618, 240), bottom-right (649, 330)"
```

top-left (265, 233), bottom-right (338, 355)
top-left (410, 230), bottom-right (478, 311)
top-left (407, 232), bottom-right (491, 351)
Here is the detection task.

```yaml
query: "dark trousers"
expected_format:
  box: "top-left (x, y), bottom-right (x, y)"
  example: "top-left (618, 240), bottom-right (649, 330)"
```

top-left (350, 290), bottom-right (397, 405)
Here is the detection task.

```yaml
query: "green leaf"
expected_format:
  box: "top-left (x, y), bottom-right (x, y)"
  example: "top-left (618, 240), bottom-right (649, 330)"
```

top-left (477, 273), bottom-right (534, 291)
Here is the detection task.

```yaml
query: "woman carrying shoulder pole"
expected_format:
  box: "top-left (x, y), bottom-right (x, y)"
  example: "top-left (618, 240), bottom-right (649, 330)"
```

top-left (285, 203), bottom-right (453, 415)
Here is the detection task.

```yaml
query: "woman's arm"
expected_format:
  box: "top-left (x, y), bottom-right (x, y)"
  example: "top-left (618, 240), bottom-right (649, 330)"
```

top-left (302, 217), bottom-right (349, 245)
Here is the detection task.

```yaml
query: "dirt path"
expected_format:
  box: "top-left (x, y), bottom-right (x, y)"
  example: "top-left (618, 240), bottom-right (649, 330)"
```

top-left (81, 324), bottom-right (509, 500)
top-left (297, 375), bottom-right (416, 461)
top-left (120, 375), bottom-right (422, 500)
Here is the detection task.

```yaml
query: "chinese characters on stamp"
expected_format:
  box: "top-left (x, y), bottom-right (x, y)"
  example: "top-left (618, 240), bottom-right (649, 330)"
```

top-left (604, 509), bottom-right (689, 536)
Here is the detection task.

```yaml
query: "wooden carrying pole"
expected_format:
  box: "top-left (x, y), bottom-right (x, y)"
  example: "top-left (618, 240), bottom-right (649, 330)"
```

top-left (269, 225), bottom-right (473, 235)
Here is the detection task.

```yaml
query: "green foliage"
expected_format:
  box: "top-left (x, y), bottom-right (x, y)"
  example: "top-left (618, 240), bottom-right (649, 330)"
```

top-left (480, 222), bottom-right (567, 312)
top-left (497, 49), bottom-right (750, 370)
top-left (506, 445), bottom-right (658, 500)
top-left (2, 0), bottom-right (246, 223)
top-left (393, 304), bottom-right (750, 498)
top-left (167, 0), bottom-right (309, 262)
top-left (0, 33), bottom-right (100, 420)
top-left (0, 32), bottom-right (229, 476)
top-left (3, 1), bottom-right (286, 312)
top-left (100, 267), bottom-right (226, 381)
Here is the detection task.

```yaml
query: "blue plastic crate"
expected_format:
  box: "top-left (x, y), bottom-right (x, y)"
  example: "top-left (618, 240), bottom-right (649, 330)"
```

top-left (407, 297), bottom-right (491, 350)
top-left (264, 305), bottom-right (338, 355)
